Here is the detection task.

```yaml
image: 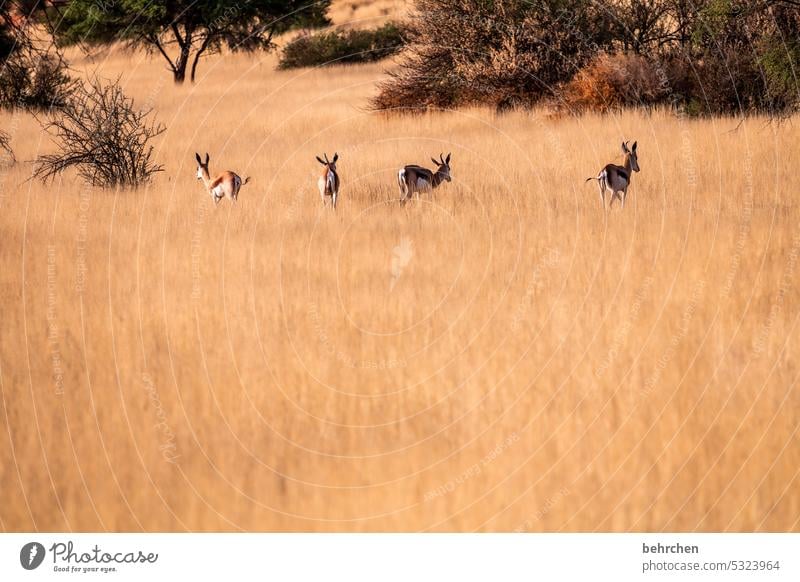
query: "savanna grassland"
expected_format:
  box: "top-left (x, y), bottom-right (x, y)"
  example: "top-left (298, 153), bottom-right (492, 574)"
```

top-left (1, 35), bottom-right (799, 532)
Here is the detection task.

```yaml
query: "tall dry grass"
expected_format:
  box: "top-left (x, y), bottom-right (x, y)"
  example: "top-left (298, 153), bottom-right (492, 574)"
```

top-left (328, 0), bottom-right (410, 27)
top-left (0, 46), bottom-right (798, 532)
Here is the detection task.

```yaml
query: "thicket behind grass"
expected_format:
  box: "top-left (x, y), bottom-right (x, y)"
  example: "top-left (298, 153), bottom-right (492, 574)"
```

top-left (279, 23), bottom-right (405, 69)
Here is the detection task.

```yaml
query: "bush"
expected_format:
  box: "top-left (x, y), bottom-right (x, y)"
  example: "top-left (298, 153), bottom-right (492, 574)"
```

top-left (278, 23), bottom-right (406, 69)
top-left (0, 49), bottom-right (76, 110)
top-left (374, 0), bottom-right (800, 116)
top-left (372, 0), bottom-right (613, 112)
top-left (760, 40), bottom-right (800, 111)
top-left (34, 77), bottom-right (165, 188)
top-left (556, 53), bottom-right (671, 113)
top-left (685, 49), bottom-right (767, 115)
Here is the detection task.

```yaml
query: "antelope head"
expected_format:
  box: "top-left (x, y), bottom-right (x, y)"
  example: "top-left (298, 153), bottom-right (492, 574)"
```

top-left (316, 152), bottom-right (338, 172)
top-left (431, 152), bottom-right (452, 182)
top-left (621, 141), bottom-right (639, 172)
top-left (195, 152), bottom-right (210, 181)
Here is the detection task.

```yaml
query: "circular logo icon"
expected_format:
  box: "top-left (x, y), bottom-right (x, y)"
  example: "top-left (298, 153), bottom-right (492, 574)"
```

top-left (20, 542), bottom-right (46, 570)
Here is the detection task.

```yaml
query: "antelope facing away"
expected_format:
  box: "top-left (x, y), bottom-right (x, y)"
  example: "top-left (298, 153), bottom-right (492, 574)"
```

top-left (316, 152), bottom-right (340, 209)
top-left (398, 153), bottom-right (451, 203)
top-left (195, 152), bottom-right (249, 205)
top-left (586, 141), bottom-right (640, 209)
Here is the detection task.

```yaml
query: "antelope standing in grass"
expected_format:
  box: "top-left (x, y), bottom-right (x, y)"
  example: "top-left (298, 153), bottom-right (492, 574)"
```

top-left (195, 152), bottom-right (249, 205)
top-left (316, 152), bottom-right (340, 209)
top-left (586, 141), bottom-right (640, 209)
top-left (398, 152), bottom-right (452, 203)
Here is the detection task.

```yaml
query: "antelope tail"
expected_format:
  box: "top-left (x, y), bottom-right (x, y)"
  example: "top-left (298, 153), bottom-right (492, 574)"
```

top-left (243, 176), bottom-right (251, 186)
top-left (398, 169), bottom-right (407, 191)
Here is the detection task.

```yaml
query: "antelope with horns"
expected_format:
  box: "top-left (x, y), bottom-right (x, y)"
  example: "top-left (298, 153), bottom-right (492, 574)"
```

top-left (195, 152), bottom-right (249, 205)
top-left (316, 152), bottom-right (340, 209)
top-left (398, 153), bottom-right (451, 203)
top-left (586, 141), bottom-right (640, 209)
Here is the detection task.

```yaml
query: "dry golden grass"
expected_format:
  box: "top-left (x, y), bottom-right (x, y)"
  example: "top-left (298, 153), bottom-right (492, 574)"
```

top-left (1, 46), bottom-right (799, 532)
top-left (328, 0), bottom-right (410, 26)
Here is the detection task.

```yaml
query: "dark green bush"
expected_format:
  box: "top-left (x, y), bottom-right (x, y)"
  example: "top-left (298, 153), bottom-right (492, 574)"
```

top-left (278, 23), bottom-right (405, 69)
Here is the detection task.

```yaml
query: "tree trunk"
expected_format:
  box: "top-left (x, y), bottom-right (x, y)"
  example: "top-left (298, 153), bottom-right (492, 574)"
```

top-left (170, 24), bottom-right (192, 85)
top-left (174, 47), bottom-right (190, 84)
top-left (174, 65), bottom-right (186, 84)
top-left (190, 35), bottom-right (212, 83)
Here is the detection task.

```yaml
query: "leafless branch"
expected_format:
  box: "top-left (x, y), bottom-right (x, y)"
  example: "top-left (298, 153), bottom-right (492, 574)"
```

top-left (0, 129), bottom-right (14, 164)
top-left (33, 76), bottom-right (165, 188)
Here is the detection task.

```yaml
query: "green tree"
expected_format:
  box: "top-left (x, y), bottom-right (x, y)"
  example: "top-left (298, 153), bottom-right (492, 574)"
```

top-left (53, 0), bottom-right (330, 84)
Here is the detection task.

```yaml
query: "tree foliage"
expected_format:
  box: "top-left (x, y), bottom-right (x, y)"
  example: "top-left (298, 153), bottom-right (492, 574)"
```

top-left (52, 0), bottom-right (331, 83)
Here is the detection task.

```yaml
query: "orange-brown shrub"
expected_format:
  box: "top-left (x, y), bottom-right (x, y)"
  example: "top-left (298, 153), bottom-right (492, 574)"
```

top-left (555, 52), bottom-right (670, 114)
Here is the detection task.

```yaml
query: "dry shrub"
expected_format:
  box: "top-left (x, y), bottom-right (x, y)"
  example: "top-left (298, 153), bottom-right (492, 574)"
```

top-left (34, 77), bottom-right (165, 188)
top-left (556, 52), bottom-right (670, 114)
top-left (372, 0), bottom-right (612, 113)
top-left (370, 49), bottom-right (458, 112)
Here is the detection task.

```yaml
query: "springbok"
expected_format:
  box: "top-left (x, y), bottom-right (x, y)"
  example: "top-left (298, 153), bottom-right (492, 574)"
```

top-left (398, 153), bottom-right (451, 203)
top-left (316, 152), bottom-right (340, 209)
top-left (195, 152), bottom-right (249, 205)
top-left (586, 141), bottom-right (640, 209)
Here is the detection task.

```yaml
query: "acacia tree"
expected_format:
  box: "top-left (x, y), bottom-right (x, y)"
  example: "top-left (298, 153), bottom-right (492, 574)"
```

top-left (53, 0), bottom-right (330, 83)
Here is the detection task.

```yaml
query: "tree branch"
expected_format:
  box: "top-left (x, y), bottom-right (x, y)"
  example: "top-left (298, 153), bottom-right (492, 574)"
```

top-left (190, 33), bottom-right (213, 82)
top-left (150, 34), bottom-right (177, 72)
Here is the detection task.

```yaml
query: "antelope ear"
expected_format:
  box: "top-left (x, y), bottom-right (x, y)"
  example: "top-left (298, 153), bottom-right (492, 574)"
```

top-left (621, 142), bottom-right (628, 153)
top-left (316, 156), bottom-right (326, 165)
top-left (632, 141), bottom-right (637, 152)
top-left (195, 153), bottom-right (202, 164)
top-left (446, 153), bottom-right (451, 164)
top-left (205, 153), bottom-right (210, 165)
top-left (431, 158), bottom-right (439, 166)
top-left (332, 153), bottom-right (338, 163)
